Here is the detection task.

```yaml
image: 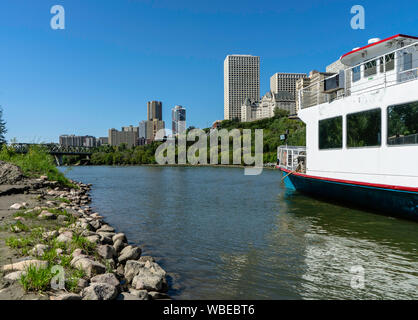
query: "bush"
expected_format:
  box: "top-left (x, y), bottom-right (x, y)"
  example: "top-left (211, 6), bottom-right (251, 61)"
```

top-left (0, 145), bottom-right (75, 188)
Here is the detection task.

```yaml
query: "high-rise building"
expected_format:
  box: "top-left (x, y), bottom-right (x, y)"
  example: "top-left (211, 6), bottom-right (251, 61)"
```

top-left (172, 105), bottom-right (186, 135)
top-left (138, 121), bottom-right (147, 139)
top-left (146, 119), bottom-right (165, 142)
top-left (270, 73), bottom-right (307, 100)
top-left (108, 128), bottom-right (137, 148)
top-left (59, 135), bottom-right (97, 147)
top-left (147, 101), bottom-right (162, 121)
top-left (224, 55), bottom-right (260, 120)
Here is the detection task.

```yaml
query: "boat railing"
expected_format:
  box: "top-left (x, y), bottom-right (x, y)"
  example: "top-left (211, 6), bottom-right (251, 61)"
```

top-left (298, 42), bottom-right (418, 110)
top-left (277, 146), bottom-right (306, 173)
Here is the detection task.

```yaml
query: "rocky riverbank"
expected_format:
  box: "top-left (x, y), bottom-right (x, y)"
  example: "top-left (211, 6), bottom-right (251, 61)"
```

top-left (0, 162), bottom-right (170, 300)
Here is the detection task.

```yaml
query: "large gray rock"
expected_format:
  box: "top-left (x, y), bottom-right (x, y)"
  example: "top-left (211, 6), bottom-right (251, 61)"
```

top-left (90, 273), bottom-right (120, 288)
top-left (124, 260), bottom-right (167, 292)
top-left (97, 225), bottom-right (115, 233)
top-left (113, 239), bottom-right (126, 254)
top-left (86, 235), bottom-right (100, 244)
top-left (118, 246), bottom-right (141, 264)
top-left (132, 273), bottom-right (165, 292)
top-left (56, 231), bottom-right (73, 243)
top-left (0, 161), bottom-right (24, 184)
top-left (2, 260), bottom-right (48, 272)
top-left (9, 203), bottom-right (25, 210)
top-left (30, 244), bottom-right (48, 257)
top-left (4, 271), bottom-right (25, 281)
top-left (81, 283), bottom-right (118, 300)
top-left (97, 244), bottom-right (116, 259)
top-left (70, 256), bottom-right (106, 278)
top-left (97, 231), bottom-right (116, 239)
top-left (38, 211), bottom-right (56, 220)
top-left (89, 219), bottom-right (101, 230)
top-left (129, 289), bottom-right (149, 300)
top-left (112, 233), bottom-right (127, 243)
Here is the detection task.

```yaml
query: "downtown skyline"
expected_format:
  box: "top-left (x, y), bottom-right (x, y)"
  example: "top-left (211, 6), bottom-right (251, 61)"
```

top-left (1, 0), bottom-right (418, 143)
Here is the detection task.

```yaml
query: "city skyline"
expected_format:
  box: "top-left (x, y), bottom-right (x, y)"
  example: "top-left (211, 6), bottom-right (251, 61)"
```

top-left (1, 0), bottom-right (418, 142)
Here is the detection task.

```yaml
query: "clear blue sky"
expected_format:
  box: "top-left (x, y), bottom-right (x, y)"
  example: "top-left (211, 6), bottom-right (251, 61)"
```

top-left (0, 0), bottom-right (417, 143)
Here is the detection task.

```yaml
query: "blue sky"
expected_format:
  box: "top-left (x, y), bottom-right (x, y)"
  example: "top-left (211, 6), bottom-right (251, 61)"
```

top-left (0, 0), bottom-right (417, 143)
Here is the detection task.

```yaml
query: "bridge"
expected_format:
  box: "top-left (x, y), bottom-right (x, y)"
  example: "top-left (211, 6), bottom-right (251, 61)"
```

top-left (10, 143), bottom-right (94, 165)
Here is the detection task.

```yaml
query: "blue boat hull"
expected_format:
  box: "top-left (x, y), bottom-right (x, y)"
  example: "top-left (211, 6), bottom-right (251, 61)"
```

top-left (281, 170), bottom-right (418, 221)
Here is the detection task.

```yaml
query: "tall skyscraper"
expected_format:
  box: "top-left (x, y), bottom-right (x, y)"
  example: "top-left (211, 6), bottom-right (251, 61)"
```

top-left (224, 55), bottom-right (260, 120)
top-left (270, 73), bottom-right (307, 99)
top-left (138, 120), bottom-right (147, 139)
top-left (145, 101), bottom-right (165, 141)
top-left (147, 101), bottom-right (163, 121)
top-left (172, 105), bottom-right (186, 135)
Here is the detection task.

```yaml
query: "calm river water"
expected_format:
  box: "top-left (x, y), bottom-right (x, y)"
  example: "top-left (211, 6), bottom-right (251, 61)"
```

top-left (62, 166), bottom-right (418, 299)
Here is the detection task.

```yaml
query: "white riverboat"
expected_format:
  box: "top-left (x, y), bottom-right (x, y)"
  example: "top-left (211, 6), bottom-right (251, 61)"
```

top-left (278, 34), bottom-right (418, 221)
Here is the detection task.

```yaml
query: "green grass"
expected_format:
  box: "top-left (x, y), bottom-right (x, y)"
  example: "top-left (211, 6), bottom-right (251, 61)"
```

top-left (56, 198), bottom-right (71, 204)
top-left (10, 220), bottom-right (29, 233)
top-left (19, 265), bottom-right (56, 292)
top-left (0, 144), bottom-right (77, 188)
top-left (71, 234), bottom-right (96, 254)
top-left (13, 209), bottom-right (41, 219)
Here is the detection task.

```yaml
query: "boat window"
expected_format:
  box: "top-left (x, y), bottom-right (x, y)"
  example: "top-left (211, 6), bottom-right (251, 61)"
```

top-left (364, 60), bottom-right (377, 77)
top-left (379, 53), bottom-right (395, 73)
top-left (347, 108), bottom-right (381, 147)
top-left (387, 101), bottom-right (418, 145)
top-left (319, 116), bottom-right (342, 149)
top-left (352, 66), bottom-right (361, 82)
top-left (403, 52), bottom-right (412, 71)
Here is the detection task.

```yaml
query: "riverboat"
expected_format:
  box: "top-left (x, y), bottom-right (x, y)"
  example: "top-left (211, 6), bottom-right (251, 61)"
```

top-left (277, 34), bottom-right (418, 221)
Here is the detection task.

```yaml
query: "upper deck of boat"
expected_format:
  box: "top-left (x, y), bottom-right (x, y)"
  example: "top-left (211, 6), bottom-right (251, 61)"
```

top-left (297, 35), bottom-right (418, 110)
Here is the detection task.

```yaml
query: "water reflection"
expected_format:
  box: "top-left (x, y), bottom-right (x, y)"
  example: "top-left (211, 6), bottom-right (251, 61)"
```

top-left (62, 166), bottom-right (418, 300)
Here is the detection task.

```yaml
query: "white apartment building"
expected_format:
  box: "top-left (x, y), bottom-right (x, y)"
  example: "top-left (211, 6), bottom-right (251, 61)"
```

top-left (270, 72), bottom-right (307, 99)
top-left (224, 55), bottom-right (260, 120)
top-left (241, 91), bottom-right (296, 122)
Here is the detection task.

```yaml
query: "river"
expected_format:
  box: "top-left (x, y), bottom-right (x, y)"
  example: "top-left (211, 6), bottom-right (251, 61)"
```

top-left (61, 165), bottom-right (418, 300)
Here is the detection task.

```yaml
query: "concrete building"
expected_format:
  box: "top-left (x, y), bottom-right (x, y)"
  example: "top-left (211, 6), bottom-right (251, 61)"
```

top-left (326, 59), bottom-right (345, 74)
top-left (172, 105), bottom-right (186, 135)
top-left (241, 90), bottom-right (295, 122)
top-left (59, 135), bottom-right (97, 147)
top-left (138, 121), bottom-right (147, 139)
top-left (98, 137), bottom-right (108, 146)
top-left (270, 72), bottom-right (307, 100)
top-left (295, 70), bottom-right (336, 112)
top-left (147, 101), bottom-right (162, 121)
top-left (108, 128), bottom-right (137, 148)
top-left (146, 119), bottom-right (165, 141)
top-left (224, 55), bottom-right (260, 121)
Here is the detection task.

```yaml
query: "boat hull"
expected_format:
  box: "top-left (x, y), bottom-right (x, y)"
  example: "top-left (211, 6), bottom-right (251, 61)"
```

top-left (280, 168), bottom-right (418, 221)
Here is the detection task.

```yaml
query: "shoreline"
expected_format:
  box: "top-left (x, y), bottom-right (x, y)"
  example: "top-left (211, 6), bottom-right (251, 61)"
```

top-left (0, 170), bottom-right (170, 300)
top-left (62, 163), bottom-right (277, 170)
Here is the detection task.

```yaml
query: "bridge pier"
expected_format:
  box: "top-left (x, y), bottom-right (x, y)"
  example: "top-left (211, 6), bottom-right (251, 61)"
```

top-left (54, 154), bottom-right (63, 166)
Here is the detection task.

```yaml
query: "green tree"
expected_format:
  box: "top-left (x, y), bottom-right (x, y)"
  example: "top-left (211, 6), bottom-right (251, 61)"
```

top-left (0, 107), bottom-right (7, 145)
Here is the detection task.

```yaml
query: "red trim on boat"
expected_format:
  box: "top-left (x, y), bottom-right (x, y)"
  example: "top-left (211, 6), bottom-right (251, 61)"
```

top-left (340, 34), bottom-right (418, 60)
top-left (280, 168), bottom-right (418, 193)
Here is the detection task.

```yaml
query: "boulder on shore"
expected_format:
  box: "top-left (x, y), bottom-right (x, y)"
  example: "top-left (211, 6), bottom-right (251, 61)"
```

top-left (118, 246), bottom-right (142, 264)
top-left (0, 161), bottom-right (24, 184)
top-left (81, 283), bottom-right (118, 300)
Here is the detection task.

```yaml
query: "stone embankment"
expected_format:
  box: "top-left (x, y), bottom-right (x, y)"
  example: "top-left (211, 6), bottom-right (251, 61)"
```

top-left (0, 162), bottom-right (170, 300)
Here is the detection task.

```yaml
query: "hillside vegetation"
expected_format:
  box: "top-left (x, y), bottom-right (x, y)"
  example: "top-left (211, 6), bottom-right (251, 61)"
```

top-left (64, 111), bottom-right (306, 166)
